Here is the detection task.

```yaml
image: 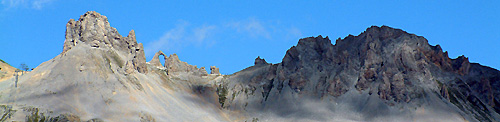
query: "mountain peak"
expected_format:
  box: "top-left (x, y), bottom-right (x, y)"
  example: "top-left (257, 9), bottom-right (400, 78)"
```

top-left (63, 11), bottom-right (135, 53)
top-left (62, 11), bottom-right (147, 73)
top-left (361, 25), bottom-right (408, 42)
top-left (223, 25), bottom-right (500, 121)
top-left (79, 11), bottom-right (108, 22)
top-left (296, 35), bottom-right (330, 47)
top-left (2, 11), bottom-right (499, 122)
top-left (277, 25), bottom-right (476, 102)
top-left (365, 25), bottom-right (405, 34)
top-left (254, 56), bottom-right (268, 65)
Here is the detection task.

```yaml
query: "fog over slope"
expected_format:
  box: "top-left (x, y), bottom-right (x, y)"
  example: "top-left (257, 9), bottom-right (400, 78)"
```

top-left (0, 11), bottom-right (499, 122)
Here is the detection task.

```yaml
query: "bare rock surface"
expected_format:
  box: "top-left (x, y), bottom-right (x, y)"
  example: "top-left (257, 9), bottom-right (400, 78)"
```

top-left (1, 11), bottom-right (499, 122)
top-left (165, 54), bottom-right (208, 76)
top-left (0, 11), bottom-right (227, 122)
top-left (210, 66), bottom-right (220, 75)
top-left (63, 11), bottom-right (147, 74)
top-left (149, 50), bottom-right (166, 68)
top-left (219, 26), bottom-right (500, 122)
top-left (254, 56), bottom-right (269, 66)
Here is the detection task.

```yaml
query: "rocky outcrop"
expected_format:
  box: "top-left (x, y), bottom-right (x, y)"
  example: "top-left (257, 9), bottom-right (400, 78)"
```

top-left (150, 50), bottom-right (166, 68)
top-left (0, 11), bottom-right (231, 122)
top-left (452, 55), bottom-right (470, 75)
top-left (165, 54), bottom-right (207, 76)
top-left (254, 56), bottom-right (268, 65)
top-left (7, 10), bottom-right (499, 121)
top-left (63, 11), bottom-right (147, 73)
top-left (133, 43), bottom-right (147, 73)
top-left (210, 66), bottom-right (220, 74)
top-left (222, 25), bottom-right (500, 121)
top-left (149, 51), bottom-right (213, 76)
top-left (199, 67), bottom-right (208, 75)
top-left (279, 35), bottom-right (340, 95)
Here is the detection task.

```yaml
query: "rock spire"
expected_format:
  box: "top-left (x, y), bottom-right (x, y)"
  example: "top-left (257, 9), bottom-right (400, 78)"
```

top-left (63, 11), bottom-right (147, 73)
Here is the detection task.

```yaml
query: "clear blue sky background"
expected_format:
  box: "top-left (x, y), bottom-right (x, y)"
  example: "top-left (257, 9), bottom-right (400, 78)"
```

top-left (0, 1), bottom-right (499, 74)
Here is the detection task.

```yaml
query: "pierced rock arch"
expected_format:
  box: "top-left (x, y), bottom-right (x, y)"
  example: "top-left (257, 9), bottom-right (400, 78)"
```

top-left (150, 50), bottom-right (167, 68)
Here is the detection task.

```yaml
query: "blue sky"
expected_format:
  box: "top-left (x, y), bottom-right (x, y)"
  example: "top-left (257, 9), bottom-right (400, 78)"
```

top-left (0, 1), bottom-right (499, 74)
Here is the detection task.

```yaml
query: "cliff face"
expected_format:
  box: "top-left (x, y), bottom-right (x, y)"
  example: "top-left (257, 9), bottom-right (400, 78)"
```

top-left (221, 26), bottom-right (500, 121)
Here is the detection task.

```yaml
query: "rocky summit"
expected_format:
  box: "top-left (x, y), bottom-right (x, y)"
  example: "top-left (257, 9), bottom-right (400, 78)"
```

top-left (63, 11), bottom-right (147, 74)
top-left (221, 26), bottom-right (500, 121)
top-left (0, 11), bottom-right (499, 122)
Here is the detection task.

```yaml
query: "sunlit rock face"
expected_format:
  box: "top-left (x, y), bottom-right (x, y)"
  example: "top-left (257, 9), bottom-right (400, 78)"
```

top-left (63, 11), bottom-right (147, 73)
top-left (210, 66), bottom-right (220, 75)
top-left (0, 11), bottom-right (226, 122)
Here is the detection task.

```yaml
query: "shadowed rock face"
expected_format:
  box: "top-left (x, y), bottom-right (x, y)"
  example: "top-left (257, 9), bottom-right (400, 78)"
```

top-left (221, 25), bottom-right (500, 121)
top-left (254, 56), bottom-right (269, 66)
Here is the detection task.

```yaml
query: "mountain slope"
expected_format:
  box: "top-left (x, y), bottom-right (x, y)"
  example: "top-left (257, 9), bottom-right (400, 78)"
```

top-left (0, 11), bottom-right (232, 122)
top-left (219, 26), bottom-right (500, 121)
top-left (0, 11), bottom-right (499, 122)
top-left (0, 59), bottom-right (22, 82)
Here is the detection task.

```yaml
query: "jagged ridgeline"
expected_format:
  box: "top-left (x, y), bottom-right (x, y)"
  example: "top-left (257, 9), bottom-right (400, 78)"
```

top-left (0, 11), bottom-right (499, 122)
top-left (0, 11), bottom-right (226, 122)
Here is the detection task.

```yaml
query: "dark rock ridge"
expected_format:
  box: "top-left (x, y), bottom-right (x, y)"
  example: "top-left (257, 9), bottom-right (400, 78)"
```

top-left (63, 11), bottom-right (147, 73)
top-left (254, 56), bottom-right (269, 66)
top-left (221, 25), bottom-right (500, 121)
